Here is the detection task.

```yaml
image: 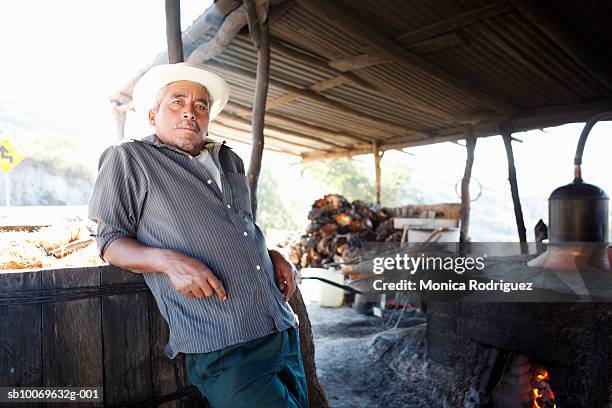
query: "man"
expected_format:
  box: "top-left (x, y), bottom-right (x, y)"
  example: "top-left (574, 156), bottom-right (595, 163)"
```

top-left (88, 63), bottom-right (308, 408)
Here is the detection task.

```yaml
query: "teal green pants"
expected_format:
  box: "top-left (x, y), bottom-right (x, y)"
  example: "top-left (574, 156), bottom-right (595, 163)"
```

top-left (186, 327), bottom-right (309, 408)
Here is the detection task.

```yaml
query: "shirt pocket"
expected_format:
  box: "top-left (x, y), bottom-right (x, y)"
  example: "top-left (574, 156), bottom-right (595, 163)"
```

top-left (224, 172), bottom-right (253, 220)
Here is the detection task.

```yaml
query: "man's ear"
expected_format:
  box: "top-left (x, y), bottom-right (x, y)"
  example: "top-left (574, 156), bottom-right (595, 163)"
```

top-left (148, 109), bottom-right (156, 126)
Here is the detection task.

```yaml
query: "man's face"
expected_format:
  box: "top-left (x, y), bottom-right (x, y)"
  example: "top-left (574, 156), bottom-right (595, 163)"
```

top-left (149, 80), bottom-right (210, 155)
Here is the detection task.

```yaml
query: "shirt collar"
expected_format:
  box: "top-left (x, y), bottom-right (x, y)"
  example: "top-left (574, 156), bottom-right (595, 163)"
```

top-left (136, 134), bottom-right (229, 157)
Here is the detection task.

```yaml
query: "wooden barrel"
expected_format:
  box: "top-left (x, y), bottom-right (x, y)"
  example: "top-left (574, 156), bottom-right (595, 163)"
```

top-left (0, 264), bottom-right (210, 407)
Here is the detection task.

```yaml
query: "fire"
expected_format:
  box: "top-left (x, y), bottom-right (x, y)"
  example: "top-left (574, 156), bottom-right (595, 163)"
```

top-left (531, 366), bottom-right (556, 408)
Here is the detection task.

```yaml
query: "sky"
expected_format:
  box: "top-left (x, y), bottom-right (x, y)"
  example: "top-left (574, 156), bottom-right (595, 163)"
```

top-left (0, 1), bottom-right (611, 241)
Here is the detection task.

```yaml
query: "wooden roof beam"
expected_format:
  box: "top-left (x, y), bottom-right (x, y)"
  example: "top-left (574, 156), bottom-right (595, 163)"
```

top-left (270, 40), bottom-right (376, 91)
top-left (209, 130), bottom-right (300, 156)
top-left (217, 112), bottom-right (353, 149)
top-left (300, 100), bottom-right (612, 162)
top-left (303, 0), bottom-right (518, 115)
top-left (225, 101), bottom-right (375, 144)
top-left (204, 60), bottom-right (427, 137)
top-left (396, 1), bottom-right (513, 45)
top-left (329, 32), bottom-right (465, 71)
top-left (510, 0), bottom-right (612, 92)
top-left (272, 38), bottom-right (469, 123)
top-left (265, 75), bottom-right (351, 109)
top-left (211, 121), bottom-right (319, 152)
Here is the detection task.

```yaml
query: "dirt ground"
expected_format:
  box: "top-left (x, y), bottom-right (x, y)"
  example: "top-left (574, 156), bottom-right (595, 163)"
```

top-left (306, 302), bottom-right (432, 407)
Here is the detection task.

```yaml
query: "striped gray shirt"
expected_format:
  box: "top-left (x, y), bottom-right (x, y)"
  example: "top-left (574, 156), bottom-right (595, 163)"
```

top-left (88, 134), bottom-right (297, 358)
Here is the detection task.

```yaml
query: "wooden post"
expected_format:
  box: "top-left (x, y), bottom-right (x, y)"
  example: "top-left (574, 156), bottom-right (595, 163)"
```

top-left (113, 107), bottom-right (126, 141)
top-left (501, 125), bottom-right (528, 246)
top-left (460, 133), bottom-right (476, 245)
top-left (243, 4), bottom-right (329, 407)
top-left (243, 0), bottom-right (269, 221)
top-left (165, 0), bottom-right (184, 63)
top-left (372, 141), bottom-right (382, 205)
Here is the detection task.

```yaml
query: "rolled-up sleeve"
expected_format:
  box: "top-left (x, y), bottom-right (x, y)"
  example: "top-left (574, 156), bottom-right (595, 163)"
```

top-left (88, 145), bottom-right (148, 258)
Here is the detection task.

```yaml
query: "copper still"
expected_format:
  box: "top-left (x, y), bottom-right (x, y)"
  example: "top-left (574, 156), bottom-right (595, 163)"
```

top-left (528, 110), bottom-right (612, 271)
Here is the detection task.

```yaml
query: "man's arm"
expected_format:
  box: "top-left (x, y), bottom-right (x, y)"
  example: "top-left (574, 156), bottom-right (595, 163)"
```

top-left (104, 237), bottom-right (227, 300)
top-left (269, 249), bottom-right (297, 301)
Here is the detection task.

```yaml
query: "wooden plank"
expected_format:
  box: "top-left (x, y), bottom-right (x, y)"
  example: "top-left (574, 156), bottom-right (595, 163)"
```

top-left (270, 40), bottom-right (375, 91)
top-left (0, 271), bottom-right (42, 394)
top-left (396, 1), bottom-right (513, 45)
top-left (304, 0), bottom-right (518, 115)
top-left (165, 0), bottom-right (184, 63)
top-left (41, 267), bottom-right (103, 391)
top-left (329, 51), bottom-right (391, 72)
top-left (308, 75), bottom-right (351, 92)
top-left (101, 266), bottom-right (152, 406)
top-left (147, 292), bottom-right (204, 408)
top-left (330, 32), bottom-right (465, 71)
top-left (266, 92), bottom-right (300, 108)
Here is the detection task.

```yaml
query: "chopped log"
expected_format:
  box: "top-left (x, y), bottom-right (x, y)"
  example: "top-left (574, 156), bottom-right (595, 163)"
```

top-left (165, 0), bottom-right (184, 63)
top-left (288, 194), bottom-right (398, 268)
top-left (460, 133), bottom-right (476, 244)
top-left (49, 239), bottom-right (94, 259)
top-left (501, 125), bottom-right (527, 244)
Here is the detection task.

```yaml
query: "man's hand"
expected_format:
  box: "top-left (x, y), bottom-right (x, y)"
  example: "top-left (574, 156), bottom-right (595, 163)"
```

top-left (163, 250), bottom-right (227, 300)
top-left (269, 249), bottom-right (297, 301)
top-left (103, 238), bottom-right (227, 300)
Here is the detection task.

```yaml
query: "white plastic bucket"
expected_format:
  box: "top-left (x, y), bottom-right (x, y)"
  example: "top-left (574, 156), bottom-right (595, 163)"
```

top-left (319, 268), bottom-right (344, 308)
top-left (299, 267), bottom-right (344, 307)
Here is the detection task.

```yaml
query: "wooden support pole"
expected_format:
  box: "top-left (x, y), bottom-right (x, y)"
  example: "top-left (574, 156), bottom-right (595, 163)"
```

top-left (373, 142), bottom-right (382, 205)
top-left (243, 0), bottom-right (269, 221)
top-left (113, 107), bottom-right (126, 141)
top-left (460, 133), bottom-right (476, 244)
top-left (500, 125), bottom-right (527, 244)
top-left (165, 0), bottom-right (184, 63)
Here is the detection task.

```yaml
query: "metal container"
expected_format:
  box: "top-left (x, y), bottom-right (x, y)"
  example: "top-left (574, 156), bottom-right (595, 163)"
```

top-left (529, 110), bottom-right (612, 271)
top-left (549, 182), bottom-right (608, 243)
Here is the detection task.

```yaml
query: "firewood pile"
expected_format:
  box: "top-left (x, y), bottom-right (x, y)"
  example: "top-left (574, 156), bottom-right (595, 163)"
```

top-left (288, 194), bottom-right (402, 268)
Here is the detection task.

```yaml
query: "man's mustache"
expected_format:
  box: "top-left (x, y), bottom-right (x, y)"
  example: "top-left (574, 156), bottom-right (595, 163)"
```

top-left (173, 119), bottom-right (200, 132)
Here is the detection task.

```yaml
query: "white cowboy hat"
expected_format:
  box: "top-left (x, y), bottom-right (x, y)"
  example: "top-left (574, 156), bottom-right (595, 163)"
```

top-left (132, 62), bottom-right (230, 120)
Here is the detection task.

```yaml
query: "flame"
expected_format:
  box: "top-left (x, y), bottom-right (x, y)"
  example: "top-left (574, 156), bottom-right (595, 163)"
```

top-left (532, 366), bottom-right (556, 408)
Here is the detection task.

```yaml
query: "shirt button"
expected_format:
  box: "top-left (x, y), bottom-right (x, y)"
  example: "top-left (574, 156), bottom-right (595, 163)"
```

top-left (243, 231), bottom-right (248, 236)
top-left (207, 179), bottom-right (212, 184)
top-left (256, 265), bottom-right (261, 270)
top-left (226, 204), bottom-right (231, 209)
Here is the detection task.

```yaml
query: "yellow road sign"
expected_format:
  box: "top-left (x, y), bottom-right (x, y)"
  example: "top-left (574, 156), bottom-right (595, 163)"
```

top-left (0, 139), bottom-right (25, 173)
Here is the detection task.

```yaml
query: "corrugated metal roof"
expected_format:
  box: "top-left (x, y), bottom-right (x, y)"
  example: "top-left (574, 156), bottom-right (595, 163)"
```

top-left (112, 0), bottom-right (612, 160)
